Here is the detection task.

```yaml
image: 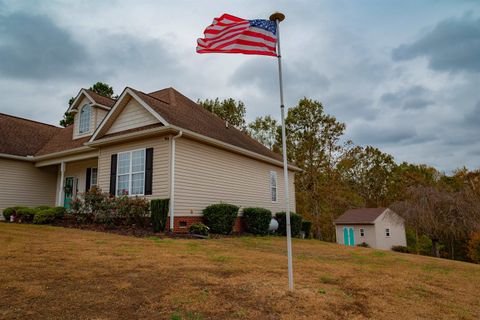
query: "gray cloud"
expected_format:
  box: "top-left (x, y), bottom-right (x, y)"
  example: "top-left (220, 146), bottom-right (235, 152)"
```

top-left (392, 13), bottom-right (480, 73)
top-left (380, 85), bottom-right (434, 110)
top-left (348, 121), bottom-right (420, 145)
top-left (0, 12), bottom-right (90, 79)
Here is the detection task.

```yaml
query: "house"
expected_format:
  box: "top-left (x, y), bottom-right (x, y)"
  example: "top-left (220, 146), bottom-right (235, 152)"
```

top-left (0, 87), bottom-right (299, 231)
top-left (334, 208), bottom-right (406, 250)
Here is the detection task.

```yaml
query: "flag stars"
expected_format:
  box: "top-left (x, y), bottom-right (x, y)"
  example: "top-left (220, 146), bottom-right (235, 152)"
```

top-left (249, 19), bottom-right (277, 35)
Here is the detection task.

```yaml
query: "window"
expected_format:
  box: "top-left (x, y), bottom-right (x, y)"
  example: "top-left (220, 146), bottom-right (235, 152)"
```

top-left (116, 149), bottom-right (145, 196)
top-left (79, 104), bottom-right (91, 134)
top-left (360, 228), bottom-right (365, 237)
top-left (270, 171), bottom-right (277, 202)
top-left (91, 168), bottom-right (98, 187)
top-left (385, 228), bottom-right (390, 237)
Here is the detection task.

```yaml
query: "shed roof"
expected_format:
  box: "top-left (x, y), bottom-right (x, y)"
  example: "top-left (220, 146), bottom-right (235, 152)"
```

top-left (334, 208), bottom-right (388, 225)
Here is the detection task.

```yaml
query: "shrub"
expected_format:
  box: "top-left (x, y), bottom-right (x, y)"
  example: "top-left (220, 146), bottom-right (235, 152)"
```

top-left (117, 195), bottom-right (150, 227)
top-left (2, 207), bottom-right (16, 221)
top-left (151, 199), bottom-right (169, 232)
top-left (33, 209), bottom-right (56, 224)
top-left (242, 207), bottom-right (272, 235)
top-left (51, 206), bottom-right (66, 219)
top-left (302, 220), bottom-right (312, 238)
top-left (16, 208), bottom-right (37, 223)
top-left (467, 232), bottom-right (480, 263)
top-left (357, 242), bottom-right (370, 248)
top-left (275, 212), bottom-right (302, 237)
top-left (189, 222), bottom-right (209, 236)
top-left (392, 245), bottom-right (410, 253)
top-left (35, 205), bottom-right (51, 211)
top-left (202, 203), bottom-right (239, 234)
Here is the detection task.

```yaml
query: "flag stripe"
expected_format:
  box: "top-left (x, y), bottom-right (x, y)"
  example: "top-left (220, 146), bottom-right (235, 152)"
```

top-left (197, 13), bottom-right (277, 57)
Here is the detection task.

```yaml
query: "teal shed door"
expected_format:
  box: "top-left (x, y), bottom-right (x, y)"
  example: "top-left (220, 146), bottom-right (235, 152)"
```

top-left (343, 227), bottom-right (349, 245)
top-left (349, 227), bottom-right (355, 246)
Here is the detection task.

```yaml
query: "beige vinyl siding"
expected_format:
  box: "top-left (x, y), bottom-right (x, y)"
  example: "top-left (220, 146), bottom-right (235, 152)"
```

top-left (106, 99), bottom-right (159, 135)
top-left (0, 158), bottom-right (57, 217)
top-left (97, 136), bottom-right (170, 198)
top-left (174, 137), bottom-right (296, 216)
top-left (95, 108), bottom-right (108, 130)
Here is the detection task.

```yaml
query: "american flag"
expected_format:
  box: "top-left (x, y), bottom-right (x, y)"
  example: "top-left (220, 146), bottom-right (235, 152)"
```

top-left (197, 13), bottom-right (277, 56)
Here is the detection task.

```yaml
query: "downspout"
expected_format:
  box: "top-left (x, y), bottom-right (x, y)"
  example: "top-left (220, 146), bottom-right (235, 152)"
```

top-left (169, 130), bottom-right (183, 232)
top-left (57, 161), bottom-right (66, 206)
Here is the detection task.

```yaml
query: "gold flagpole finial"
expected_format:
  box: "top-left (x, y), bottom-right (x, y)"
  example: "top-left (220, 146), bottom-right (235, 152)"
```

top-left (269, 12), bottom-right (285, 22)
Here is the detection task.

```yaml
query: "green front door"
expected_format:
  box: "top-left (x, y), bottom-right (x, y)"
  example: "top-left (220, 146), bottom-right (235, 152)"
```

top-left (349, 227), bottom-right (355, 246)
top-left (64, 177), bottom-right (74, 209)
top-left (343, 227), bottom-right (349, 245)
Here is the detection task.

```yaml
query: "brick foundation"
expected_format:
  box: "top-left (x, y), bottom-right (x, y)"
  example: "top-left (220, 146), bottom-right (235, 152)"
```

top-left (166, 216), bottom-right (245, 233)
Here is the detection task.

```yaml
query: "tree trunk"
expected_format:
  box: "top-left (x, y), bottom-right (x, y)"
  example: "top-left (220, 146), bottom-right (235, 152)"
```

top-left (432, 240), bottom-right (440, 257)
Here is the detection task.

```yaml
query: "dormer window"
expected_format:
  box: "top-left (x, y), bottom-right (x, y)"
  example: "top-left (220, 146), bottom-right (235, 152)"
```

top-left (79, 104), bottom-right (91, 134)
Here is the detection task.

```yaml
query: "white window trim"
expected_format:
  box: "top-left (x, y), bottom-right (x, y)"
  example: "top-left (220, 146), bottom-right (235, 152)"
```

top-left (90, 167), bottom-right (98, 187)
top-left (116, 148), bottom-right (146, 197)
top-left (270, 171), bottom-right (278, 203)
top-left (79, 104), bottom-right (91, 134)
top-left (360, 228), bottom-right (365, 237)
top-left (385, 228), bottom-right (391, 237)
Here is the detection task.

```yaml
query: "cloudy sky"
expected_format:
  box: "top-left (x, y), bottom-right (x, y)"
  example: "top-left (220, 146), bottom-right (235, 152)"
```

top-left (0, 0), bottom-right (479, 172)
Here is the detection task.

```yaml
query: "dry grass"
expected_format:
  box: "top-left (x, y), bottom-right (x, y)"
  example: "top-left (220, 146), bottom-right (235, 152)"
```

top-left (0, 224), bottom-right (479, 320)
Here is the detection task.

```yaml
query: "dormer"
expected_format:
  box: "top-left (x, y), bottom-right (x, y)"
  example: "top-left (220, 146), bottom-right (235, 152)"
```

top-left (67, 89), bottom-right (116, 139)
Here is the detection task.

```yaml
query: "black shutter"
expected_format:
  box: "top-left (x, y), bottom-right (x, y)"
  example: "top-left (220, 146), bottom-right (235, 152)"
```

top-left (145, 148), bottom-right (153, 195)
top-left (85, 168), bottom-right (91, 192)
top-left (109, 154), bottom-right (117, 196)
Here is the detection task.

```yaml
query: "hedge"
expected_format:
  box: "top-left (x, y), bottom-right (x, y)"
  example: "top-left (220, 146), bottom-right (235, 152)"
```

top-left (189, 223), bottom-right (209, 236)
top-left (33, 209), bottom-right (57, 224)
top-left (2, 206), bottom-right (27, 221)
top-left (151, 199), bottom-right (169, 232)
top-left (16, 208), bottom-right (37, 223)
top-left (202, 203), bottom-right (239, 234)
top-left (243, 207), bottom-right (272, 235)
top-left (275, 212), bottom-right (303, 237)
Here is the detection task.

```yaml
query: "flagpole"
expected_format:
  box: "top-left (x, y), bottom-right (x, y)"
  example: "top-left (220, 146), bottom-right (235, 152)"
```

top-left (270, 12), bottom-right (294, 291)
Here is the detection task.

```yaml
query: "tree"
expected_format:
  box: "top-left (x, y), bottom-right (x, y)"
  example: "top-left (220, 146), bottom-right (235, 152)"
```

top-left (59, 82), bottom-right (116, 127)
top-left (247, 115), bottom-right (278, 149)
top-left (198, 98), bottom-right (247, 130)
top-left (338, 145), bottom-right (397, 207)
top-left (89, 82), bottom-right (115, 98)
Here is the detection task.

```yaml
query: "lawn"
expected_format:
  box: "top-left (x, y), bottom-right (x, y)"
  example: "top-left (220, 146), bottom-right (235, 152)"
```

top-left (0, 224), bottom-right (479, 319)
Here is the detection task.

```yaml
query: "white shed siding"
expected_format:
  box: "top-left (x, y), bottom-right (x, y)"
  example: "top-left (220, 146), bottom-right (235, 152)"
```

top-left (106, 99), bottom-right (159, 135)
top-left (97, 136), bottom-right (170, 199)
top-left (174, 137), bottom-right (296, 216)
top-left (373, 210), bottom-right (407, 250)
top-left (335, 224), bottom-right (376, 247)
top-left (0, 158), bottom-right (57, 217)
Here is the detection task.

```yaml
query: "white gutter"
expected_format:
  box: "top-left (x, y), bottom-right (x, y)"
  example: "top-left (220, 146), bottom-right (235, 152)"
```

top-left (169, 130), bottom-right (183, 232)
top-left (57, 161), bottom-right (66, 206)
top-left (0, 153), bottom-right (35, 162)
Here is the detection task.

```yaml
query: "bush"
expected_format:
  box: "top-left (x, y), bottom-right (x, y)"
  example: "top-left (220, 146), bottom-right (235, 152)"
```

top-left (302, 220), bottom-right (312, 238)
top-left (16, 208), bottom-right (37, 223)
top-left (275, 212), bottom-right (302, 237)
top-left (2, 207), bottom-right (16, 221)
top-left (151, 199), bottom-right (169, 232)
top-left (35, 205), bottom-right (51, 211)
top-left (467, 232), bottom-right (480, 263)
top-left (357, 242), bottom-right (370, 248)
top-left (189, 222), bottom-right (209, 236)
top-left (242, 207), bottom-right (272, 235)
top-left (51, 206), bottom-right (66, 219)
top-left (202, 203), bottom-right (239, 234)
top-left (33, 209), bottom-right (56, 224)
top-left (392, 245), bottom-right (410, 253)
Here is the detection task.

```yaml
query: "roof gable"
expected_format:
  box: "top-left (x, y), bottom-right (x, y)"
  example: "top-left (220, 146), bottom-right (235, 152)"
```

top-left (89, 88), bottom-right (168, 141)
top-left (67, 89), bottom-right (116, 113)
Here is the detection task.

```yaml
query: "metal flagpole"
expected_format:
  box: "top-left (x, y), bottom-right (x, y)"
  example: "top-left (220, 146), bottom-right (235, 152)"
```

top-left (270, 12), bottom-right (294, 291)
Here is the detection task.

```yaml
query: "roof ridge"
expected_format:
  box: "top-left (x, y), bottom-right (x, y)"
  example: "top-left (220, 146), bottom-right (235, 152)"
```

top-left (133, 88), bottom-right (170, 105)
top-left (0, 112), bottom-right (60, 129)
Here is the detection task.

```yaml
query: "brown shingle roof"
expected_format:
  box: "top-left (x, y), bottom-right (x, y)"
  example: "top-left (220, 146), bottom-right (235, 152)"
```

top-left (0, 113), bottom-right (59, 156)
top-left (35, 125), bottom-right (90, 156)
top-left (334, 208), bottom-right (387, 225)
top-left (131, 87), bottom-right (283, 162)
top-left (84, 89), bottom-right (116, 108)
